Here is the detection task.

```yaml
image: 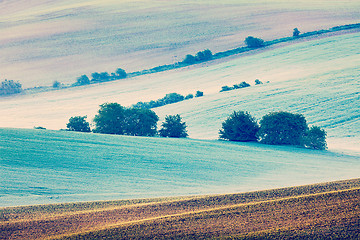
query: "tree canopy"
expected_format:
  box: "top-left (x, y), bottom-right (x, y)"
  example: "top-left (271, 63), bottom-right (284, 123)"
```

top-left (159, 114), bottom-right (188, 138)
top-left (66, 116), bottom-right (91, 132)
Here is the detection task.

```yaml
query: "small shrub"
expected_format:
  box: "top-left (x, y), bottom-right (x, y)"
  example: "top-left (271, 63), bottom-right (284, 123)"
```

top-left (67, 116), bottom-right (91, 132)
top-left (195, 91), bottom-right (204, 97)
top-left (0, 79), bottom-right (23, 96)
top-left (159, 114), bottom-right (188, 138)
top-left (293, 28), bottom-right (300, 37)
top-left (258, 111), bottom-right (308, 146)
top-left (245, 36), bottom-right (265, 48)
top-left (219, 111), bottom-right (259, 142)
top-left (52, 81), bottom-right (61, 88)
top-left (303, 126), bottom-right (327, 150)
top-left (255, 79), bottom-right (263, 85)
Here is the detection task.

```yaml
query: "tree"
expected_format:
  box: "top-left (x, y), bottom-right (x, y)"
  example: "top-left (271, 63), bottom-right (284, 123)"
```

top-left (293, 28), bottom-right (300, 37)
top-left (0, 79), bottom-right (22, 96)
top-left (124, 108), bottom-right (159, 136)
top-left (76, 75), bottom-right (90, 85)
top-left (159, 114), bottom-right (188, 138)
top-left (195, 90), bottom-right (203, 97)
top-left (66, 116), bottom-right (91, 132)
top-left (195, 49), bottom-right (213, 61)
top-left (258, 111), bottom-right (308, 145)
top-left (183, 54), bottom-right (196, 64)
top-left (219, 111), bottom-right (259, 142)
top-left (245, 36), bottom-right (265, 48)
top-left (93, 103), bottom-right (126, 134)
top-left (255, 79), bottom-right (263, 85)
top-left (52, 81), bottom-right (61, 88)
top-left (115, 68), bottom-right (127, 79)
top-left (303, 126), bottom-right (327, 150)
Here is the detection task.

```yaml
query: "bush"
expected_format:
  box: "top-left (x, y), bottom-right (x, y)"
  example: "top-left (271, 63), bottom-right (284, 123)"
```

top-left (219, 111), bottom-right (259, 142)
top-left (185, 94), bottom-right (194, 100)
top-left (293, 28), bottom-right (300, 37)
top-left (195, 91), bottom-right (204, 97)
top-left (91, 72), bottom-right (111, 83)
top-left (159, 114), bottom-right (188, 138)
top-left (195, 49), bottom-right (213, 61)
top-left (257, 111), bottom-right (308, 146)
top-left (0, 79), bottom-right (23, 96)
top-left (66, 116), bottom-right (91, 132)
top-left (245, 36), bottom-right (265, 48)
top-left (255, 79), bottom-right (263, 85)
top-left (220, 86), bottom-right (233, 92)
top-left (303, 126), bottom-right (327, 150)
top-left (233, 82), bottom-right (250, 89)
top-left (52, 81), bottom-right (61, 88)
top-left (76, 75), bottom-right (90, 85)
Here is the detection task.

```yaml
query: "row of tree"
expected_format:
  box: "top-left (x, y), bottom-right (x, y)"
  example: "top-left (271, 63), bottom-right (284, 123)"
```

top-left (75, 68), bottom-right (127, 86)
top-left (66, 103), bottom-right (188, 138)
top-left (132, 91), bottom-right (204, 109)
top-left (66, 103), bottom-right (326, 150)
top-left (0, 79), bottom-right (23, 96)
top-left (219, 111), bottom-right (327, 150)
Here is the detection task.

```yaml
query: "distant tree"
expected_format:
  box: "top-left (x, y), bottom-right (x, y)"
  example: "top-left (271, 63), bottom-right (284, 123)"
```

top-left (52, 81), bottom-right (61, 88)
top-left (91, 72), bottom-right (110, 82)
top-left (303, 126), bottom-right (327, 150)
top-left (159, 114), bottom-right (188, 138)
top-left (195, 90), bottom-right (204, 97)
top-left (124, 108), bottom-right (159, 136)
top-left (245, 36), bottom-right (265, 48)
top-left (255, 79), bottom-right (263, 85)
top-left (185, 94), bottom-right (194, 100)
top-left (0, 79), bottom-right (23, 96)
top-left (293, 28), bottom-right (300, 37)
top-left (195, 49), bottom-right (213, 61)
top-left (66, 116), bottom-right (91, 132)
top-left (220, 86), bottom-right (233, 92)
top-left (219, 111), bottom-right (259, 142)
top-left (233, 82), bottom-right (250, 89)
top-left (162, 93), bottom-right (185, 104)
top-left (91, 72), bottom-right (101, 82)
top-left (93, 103), bottom-right (126, 134)
top-left (115, 68), bottom-right (127, 79)
top-left (183, 54), bottom-right (196, 64)
top-left (258, 111), bottom-right (308, 145)
top-left (76, 75), bottom-right (90, 85)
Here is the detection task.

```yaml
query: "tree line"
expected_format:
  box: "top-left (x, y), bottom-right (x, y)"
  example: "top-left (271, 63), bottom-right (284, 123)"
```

top-left (66, 103), bottom-right (327, 150)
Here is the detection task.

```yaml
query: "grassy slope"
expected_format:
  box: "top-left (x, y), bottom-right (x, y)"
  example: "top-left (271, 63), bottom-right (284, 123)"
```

top-left (1, 0), bottom-right (359, 87)
top-left (1, 178), bottom-right (359, 240)
top-left (1, 31), bottom-right (359, 151)
top-left (1, 128), bottom-right (360, 207)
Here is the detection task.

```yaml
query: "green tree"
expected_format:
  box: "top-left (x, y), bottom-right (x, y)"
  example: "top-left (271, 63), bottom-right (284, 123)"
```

top-left (303, 126), bottom-right (327, 150)
top-left (124, 108), bottom-right (159, 136)
top-left (76, 75), bottom-right (90, 85)
top-left (245, 36), bottom-right (265, 48)
top-left (0, 79), bottom-right (23, 96)
top-left (159, 114), bottom-right (188, 138)
top-left (115, 68), bottom-right (127, 79)
top-left (66, 116), bottom-right (91, 132)
top-left (219, 111), bottom-right (259, 142)
top-left (195, 90), bottom-right (203, 97)
top-left (182, 54), bottom-right (196, 64)
top-left (93, 103), bottom-right (126, 134)
top-left (258, 111), bottom-right (308, 145)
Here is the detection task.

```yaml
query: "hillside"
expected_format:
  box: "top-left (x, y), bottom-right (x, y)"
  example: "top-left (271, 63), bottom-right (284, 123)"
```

top-left (1, 178), bottom-right (359, 239)
top-left (1, 128), bottom-right (360, 207)
top-left (1, 31), bottom-right (359, 152)
top-left (1, 0), bottom-right (359, 87)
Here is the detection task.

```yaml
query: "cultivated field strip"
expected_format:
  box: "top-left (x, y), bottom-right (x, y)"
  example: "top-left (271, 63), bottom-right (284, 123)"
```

top-left (1, 178), bottom-right (359, 240)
